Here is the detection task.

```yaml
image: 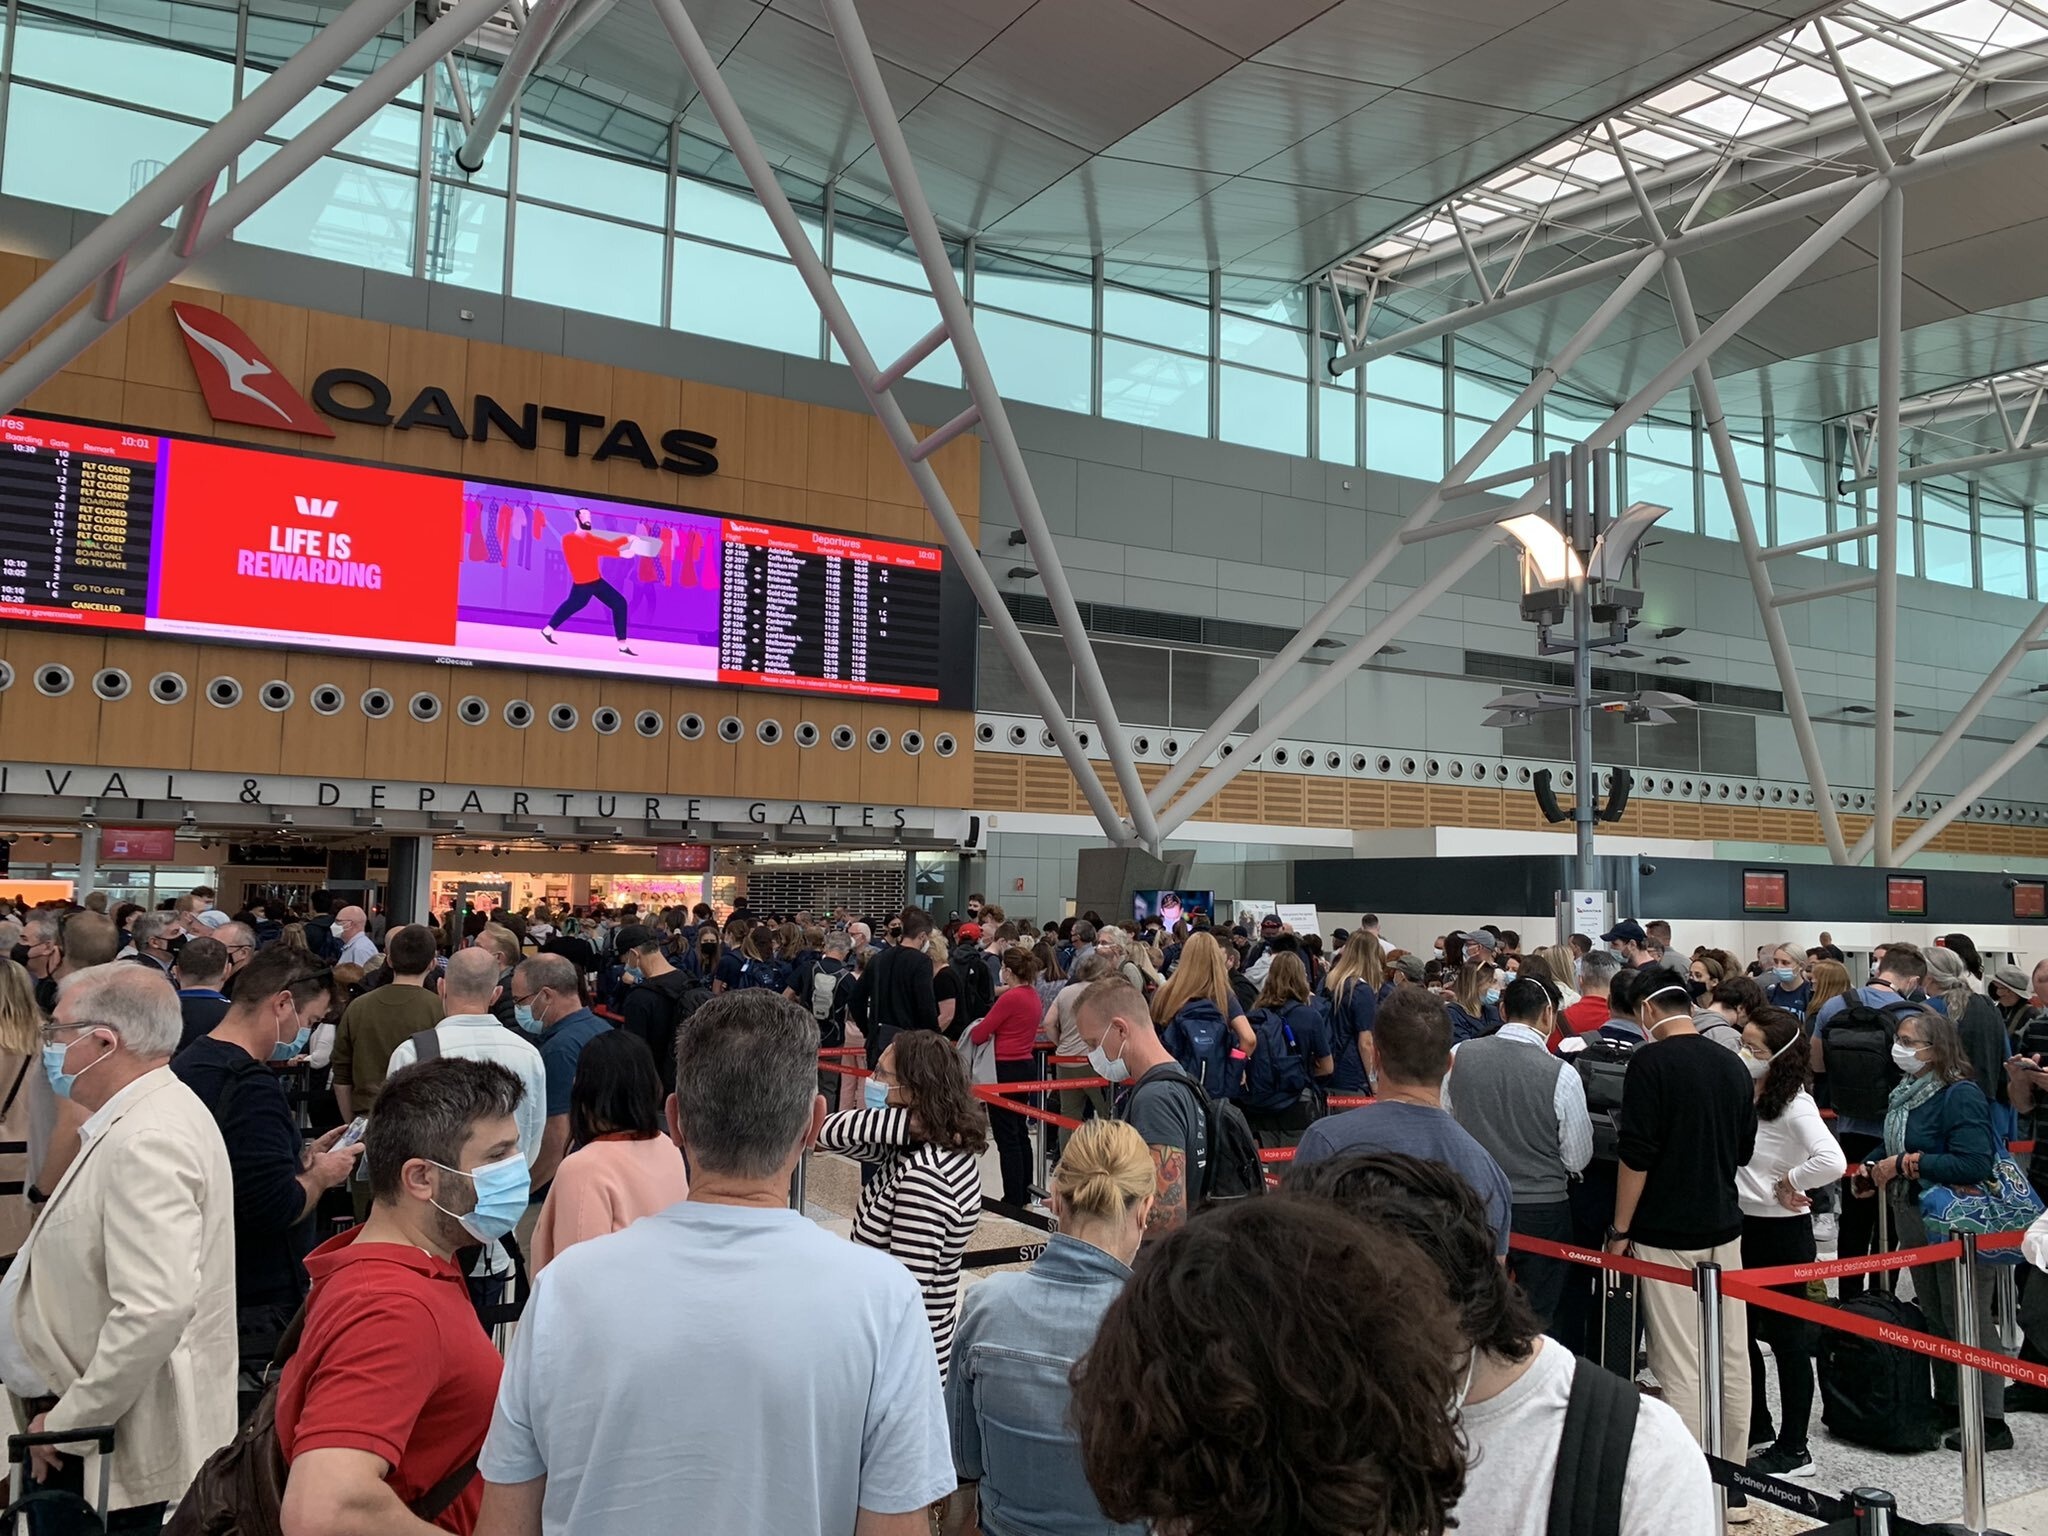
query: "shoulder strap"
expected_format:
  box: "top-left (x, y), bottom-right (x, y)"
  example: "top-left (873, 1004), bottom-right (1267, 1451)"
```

top-left (410, 1458), bottom-right (480, 1522)
top-left (409, 1027), bottom-right (442, 1064)
top-left (1547, 1356), bottom-right (1638, 1536)
top-left (0, 1054), bottom-right (31, 1123)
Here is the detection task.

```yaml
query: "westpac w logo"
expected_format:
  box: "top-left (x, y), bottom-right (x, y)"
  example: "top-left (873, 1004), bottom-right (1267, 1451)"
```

top-left (294, 496), bottom-right (339, 520)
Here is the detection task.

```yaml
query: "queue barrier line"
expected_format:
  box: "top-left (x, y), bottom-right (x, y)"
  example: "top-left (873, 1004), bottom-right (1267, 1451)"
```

top-left (1503, 1232), bottom-right (1699, 1287)
top-left (976, 1077), bottom-right (1108, 1095)
top-left (970, 1086), bottom-right (1084, 1131)
top-left (1731, 1242), bottom-right (1963, 1288)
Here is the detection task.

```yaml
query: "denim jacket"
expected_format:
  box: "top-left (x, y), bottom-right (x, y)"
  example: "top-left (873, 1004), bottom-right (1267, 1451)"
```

top-left (945, 1234), bottom-right (1144, 1536)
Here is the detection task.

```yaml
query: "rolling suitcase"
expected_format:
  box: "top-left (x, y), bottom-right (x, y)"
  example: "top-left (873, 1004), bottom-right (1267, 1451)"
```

top-left (1817, 1183), bottom-right (1940, 1451)
top-left (4, 1424), bottom-right (114, 1536)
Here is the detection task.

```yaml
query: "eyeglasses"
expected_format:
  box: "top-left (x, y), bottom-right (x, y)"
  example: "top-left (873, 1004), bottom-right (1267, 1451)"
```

top-left (39, 1021), bottom-right (99, 1041)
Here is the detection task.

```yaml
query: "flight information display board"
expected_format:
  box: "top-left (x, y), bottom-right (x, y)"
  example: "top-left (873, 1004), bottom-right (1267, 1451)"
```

top-left (0, 413), bottom-right (974, 705)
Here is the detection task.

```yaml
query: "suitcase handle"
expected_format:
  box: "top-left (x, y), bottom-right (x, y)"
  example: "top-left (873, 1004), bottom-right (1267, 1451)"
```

top-left (7, 1426), bottom-right (115, 1530)
top-left (7, 1429), bottom-right (114, 1457)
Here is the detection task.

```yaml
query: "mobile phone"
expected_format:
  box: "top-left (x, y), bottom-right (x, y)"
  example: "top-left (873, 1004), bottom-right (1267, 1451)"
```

top-left (335, 1115), bottom-right (369, 1151)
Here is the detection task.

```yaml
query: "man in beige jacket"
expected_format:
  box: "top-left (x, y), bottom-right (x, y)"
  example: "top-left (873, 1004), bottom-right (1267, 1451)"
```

top-left (2, 963), bottom-right (236, 1529)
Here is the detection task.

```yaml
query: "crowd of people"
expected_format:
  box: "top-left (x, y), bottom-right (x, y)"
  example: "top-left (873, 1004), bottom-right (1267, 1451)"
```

top-left (1, 881), bottom-right (2047, 1534)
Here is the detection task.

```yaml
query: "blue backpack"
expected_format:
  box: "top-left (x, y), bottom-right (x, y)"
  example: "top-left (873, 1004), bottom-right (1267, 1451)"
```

top-left (1163, 999), bottom-right (1241, 1099)
top-left (1236, 1003), bottom-right (1318, 1114)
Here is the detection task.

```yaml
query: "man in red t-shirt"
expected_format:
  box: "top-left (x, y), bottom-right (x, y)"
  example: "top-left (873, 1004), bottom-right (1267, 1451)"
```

top-left (1553, 949), bottom-right (1620, 1051)
top-left (539, 507), bottom-right (635, 654)
top-left (277, 1058), bottom-right (527, 1535)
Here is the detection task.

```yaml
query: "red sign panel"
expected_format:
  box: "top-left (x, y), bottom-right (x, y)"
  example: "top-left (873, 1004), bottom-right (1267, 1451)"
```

top-left (101, 826), bottom-right (177, 861)
top-left (1742, 870), bottom-right (1788, 913)
top-left (656, 844), bottom-right (710, 873)
top-left (2015, 882), bottom-right (2046, 919)
top-left (1887, 876), bottom-right (1927, 916)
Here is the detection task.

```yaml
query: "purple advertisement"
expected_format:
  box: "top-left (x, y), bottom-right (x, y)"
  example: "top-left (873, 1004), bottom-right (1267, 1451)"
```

top-left (454, 482), bottom-right (721, 678)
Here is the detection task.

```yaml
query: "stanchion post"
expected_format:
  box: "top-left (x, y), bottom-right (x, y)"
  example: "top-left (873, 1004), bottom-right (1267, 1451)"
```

top-left (1852, 1488), bottom-right (1896, 1535)
top-left (1955, 1232), bottom-right (1989, 1534)
top-left (1032, 1045), bottom-right (1052, 1200)
top-left (790, 1149), bottom-right (809, 1214)
top-left (1995, 1265), bottom-right (2021, 1352)
top-left (1695, 1260), bottom-right (1727, 1524)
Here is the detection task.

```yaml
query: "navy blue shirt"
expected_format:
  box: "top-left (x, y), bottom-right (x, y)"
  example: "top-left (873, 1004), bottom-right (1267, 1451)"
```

top-left (536, 1007), bottom-right (613, 1118)
top-left (1324, 980), bottom-right (1383, 1092)
top-left (1292, 1100), bottom-right (1514, 1256)
top-left (172, 1036), bottom-right (312, 1310)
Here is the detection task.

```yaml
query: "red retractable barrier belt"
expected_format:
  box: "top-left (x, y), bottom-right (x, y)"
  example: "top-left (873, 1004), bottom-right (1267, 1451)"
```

top-left (970, 1086), bottom-right (1084, 1130)
top-left (976, 1077), bottom-right (1105, 1095)
top-left (1731, 1241), bottom-right (1962, 1288)
top-left (1723, 1273), bottom-right (2048, 1391)
top-left (1506, 1232), bottom-right (1696, 1287)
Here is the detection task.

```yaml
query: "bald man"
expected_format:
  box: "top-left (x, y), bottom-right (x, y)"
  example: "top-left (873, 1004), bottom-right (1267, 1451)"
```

top-left (334, 906), bottom-right (378, 969)
top-left (384, 947), bottom-right (547, 1169)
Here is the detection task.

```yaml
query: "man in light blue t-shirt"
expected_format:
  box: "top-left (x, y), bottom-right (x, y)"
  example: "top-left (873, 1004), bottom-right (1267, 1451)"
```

top-left (476, 991), bottom-right (955, 1536)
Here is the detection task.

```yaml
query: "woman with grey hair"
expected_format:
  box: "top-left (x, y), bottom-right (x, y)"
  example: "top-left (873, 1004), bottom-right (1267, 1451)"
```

top-left (1925, 945), bottom-right (2009, 1110)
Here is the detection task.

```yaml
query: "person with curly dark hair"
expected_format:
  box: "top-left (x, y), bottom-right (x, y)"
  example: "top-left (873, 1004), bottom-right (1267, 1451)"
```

top-left (1285, 1151), bottom-right (1715, 1536)
top-left (817, 1028), bottom-right (987, 1379)
top-left (1070, 1198), bottom-right (1467, 1536)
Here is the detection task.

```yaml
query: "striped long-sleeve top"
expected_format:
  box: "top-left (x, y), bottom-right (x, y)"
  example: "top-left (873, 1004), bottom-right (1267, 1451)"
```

top-left (817, 1106), bottom-right (982, 1379)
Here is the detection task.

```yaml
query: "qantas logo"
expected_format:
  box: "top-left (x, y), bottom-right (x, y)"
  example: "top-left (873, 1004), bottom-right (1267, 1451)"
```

top-left (294, 496), bottom-right (339, 519)
top-left (169, 303), bottom-right (334, 438)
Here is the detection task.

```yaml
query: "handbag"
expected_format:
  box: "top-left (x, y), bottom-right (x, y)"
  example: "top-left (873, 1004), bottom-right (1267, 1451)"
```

top-left (1919, 1152), bottom-right (2047, 1265)
top-left (955, 1030), bottom-right (997, 1087)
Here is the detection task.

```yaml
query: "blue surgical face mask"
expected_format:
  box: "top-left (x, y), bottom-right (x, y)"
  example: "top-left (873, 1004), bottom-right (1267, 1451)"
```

top-left (863, 1077), bottom-right (892, 1111)
top-left (1483, 987), bottom-right (1500, 1006)
top-left (272, 1023), bottom-right (312, 1062)
top-left (1774, 966), bottom-right (1798, 986)
top-left (43, 1031), bottom-right (110, 1101)
top-left (514, 1003), bottom-right (542, 1035)
top-left (431, 1152), bottom-right (530, 1243)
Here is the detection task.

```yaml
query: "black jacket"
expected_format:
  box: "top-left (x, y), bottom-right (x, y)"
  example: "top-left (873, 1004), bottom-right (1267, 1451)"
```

top-left (620, 969), bottom-right (709, 1093)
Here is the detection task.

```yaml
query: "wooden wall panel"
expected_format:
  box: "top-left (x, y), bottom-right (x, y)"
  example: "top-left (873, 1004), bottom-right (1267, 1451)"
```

top-left (96, 636), bottom-right (197, 770)
top-left (277, 653), bottom-right (372, 780)
top-left (363, 660), bottom-right (451, 783)
top-left (664, 685), bottom-right (738, 800)
top-left (858, 701), bottom-right (920, 804)
top-left (807, 406), bottom-right (868, 498)
top-left (519, 674), bottom-right (603, 789)
top-left (442, 669), bottom-right (532, 789)
top-left (916, 708), bottom-right (973, 807)
top-left (187, 672), bottom-right (284, 776)
top-left (594, 678), bottom-right (673, 796)
top-left (15, 633), bottom-right (109, 762)
top-left (733, 716), bottom-right (802, 801)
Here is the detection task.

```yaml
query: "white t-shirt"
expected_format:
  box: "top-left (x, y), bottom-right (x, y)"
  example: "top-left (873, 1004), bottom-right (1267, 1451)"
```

top-left (1454, 1337), bottom-right (1716, 1536)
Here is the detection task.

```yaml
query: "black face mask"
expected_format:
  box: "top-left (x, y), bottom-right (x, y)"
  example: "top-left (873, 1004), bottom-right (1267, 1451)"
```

top-left (8, 944), bottom-right (25, 968)
top-left (167, 935), bottom-right (187, 957)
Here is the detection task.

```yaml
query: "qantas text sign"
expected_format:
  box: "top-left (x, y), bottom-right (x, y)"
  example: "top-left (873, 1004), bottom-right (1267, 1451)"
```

top-left (152, 438), bottom-right (461, 645)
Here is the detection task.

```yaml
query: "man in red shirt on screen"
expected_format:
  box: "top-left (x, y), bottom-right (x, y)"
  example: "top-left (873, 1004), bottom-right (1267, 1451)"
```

top-left (539, 508), bottom-right (635, 655)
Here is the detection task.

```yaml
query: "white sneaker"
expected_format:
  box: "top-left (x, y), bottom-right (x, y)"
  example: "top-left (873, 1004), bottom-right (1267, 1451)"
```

top-left (1813, 1212), bottom-right (1839, 1244)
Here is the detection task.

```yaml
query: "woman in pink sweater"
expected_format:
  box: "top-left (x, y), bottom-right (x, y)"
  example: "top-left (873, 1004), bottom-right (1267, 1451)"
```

top-left (532, 1030), bottom-right (690, 1272)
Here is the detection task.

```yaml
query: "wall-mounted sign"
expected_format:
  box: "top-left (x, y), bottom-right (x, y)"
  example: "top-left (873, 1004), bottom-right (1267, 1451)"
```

top-left (100, 826), bottom-right (177, 861)
top-left (1742, 869), bottom-right (1789, 914)
top-left (1887, 875), bottom-right (1927, 917)
top-left (656, 844), bottom-right (711, 873)
top-left (2015, 881), bottom-right (2045, 920)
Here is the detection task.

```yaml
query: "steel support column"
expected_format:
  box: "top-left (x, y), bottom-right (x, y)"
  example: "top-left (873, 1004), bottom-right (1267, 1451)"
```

top-left (1893, 712), bottom-right (2048, 861)
top-left (819, 0), bottom-right (1158, 851)
top-left (452, 0), bottom-right (584, 172)
top-left (1145, 246), bottom-right (1671, 816)
top-left (1849, 600), bottom-right (2048, 863)
top-left (645, 0), bottom-right (1135, 846)
top-left (0, 0), bottom-right (415, 369)
top-left (0, 0), bottom-right (505, 414)
top-left (1873, 187), bottom-right (1905, 868)
top-left (1665, 260), bottom-right (1851, 862)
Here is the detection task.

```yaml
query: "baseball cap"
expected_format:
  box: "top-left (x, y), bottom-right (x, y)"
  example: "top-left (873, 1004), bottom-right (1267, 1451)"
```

top-left (1991, 963), bottom-right (2031, 998)
top-left (1600, 918), bottom-right (1647, 945)
top-left (614, 924), bottom-right (662, 954)
top-left (193, 908), bottom-right (231, 931)
top-left (1464, 928), bottom-right (1497, 952)
top-left (957, 922), bottom-right (983, 942)
top-left (1260, 914), bottom-right (1282, 931)
top-left (1391, 953), bottom-right (1427, 982)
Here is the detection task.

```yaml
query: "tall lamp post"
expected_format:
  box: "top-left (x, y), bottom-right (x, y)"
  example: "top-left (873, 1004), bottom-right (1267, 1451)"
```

top-left (1496, 446), bottom-right (1673, 890)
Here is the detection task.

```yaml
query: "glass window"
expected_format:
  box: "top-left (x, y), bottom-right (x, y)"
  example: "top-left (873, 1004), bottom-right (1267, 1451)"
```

top-left (1627, 416), bottom-right (1692, 464)
top-left (262, 83), bottom-right (420, 173)
top-left (676, 177), bottom-right (802, 255)
top-left (1104, 286), bottom-right (1208, 353)
top-left (1922, 485), bottom-right (1971, 528)
top-left (1704, 470), bottom-right (1742, 540)
top-left (1730, 431), bottom-right (1768, 483)
top-left (1453, 368), bottom-right (1522, 421)
top-left (514, 204), bottom-right (662, 323)
top-left (977, 311), bottom-right (1090, 414)
top-left (1220, 367), bottom-right (1307, 457)
top-left (974, 254), bottom-right (1091, 327)
top-left (1544, 394), bottom-right (1609, 459)
top-left (1318, 386), bottom-right (1357, 465)
top-left (1923, 519), bottom-right (1973, 585)
top-left (519, 137), bottom-right (664, 225)
top-left (1101, 339), bottom-right (1208, 437)
top-left (835, 215), bottom-right (955, 291)
top-left (1366, 397), bottom-right (1445, 481)
top-left (3, 88), bottom-right (209, 215)
top-left (1776, 490), bottom-right (1827, 558)
top-left (432, 114), bottom-right (509, 191)
top-left (832, 278), bottom-right (957, 387)
top-left (672, 241), bottom-right (821, 358)
top-left (235, 144), bottom-right (413, 274)
top-left (423, 184), bottom-right (504, 292)
top-left (1984, 538), bottom-right (2028, 598)
top-left (1627, 456), bottom-right (1694, 534)
top-left (1453, 417), bottom-right (1535, 481)
top-left (1774, 447), bottom-right (1829, 499)
top-left (12, 14), bottom-right (234, 117)
top-left (1365, 353), bottom-right (1444, 408)
top-left (1217, 315), bottom-right (1307, 375)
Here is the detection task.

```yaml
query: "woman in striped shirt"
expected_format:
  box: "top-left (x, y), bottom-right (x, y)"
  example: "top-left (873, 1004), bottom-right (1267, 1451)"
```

top-left (818, 1028), bottom-right (988, 1379)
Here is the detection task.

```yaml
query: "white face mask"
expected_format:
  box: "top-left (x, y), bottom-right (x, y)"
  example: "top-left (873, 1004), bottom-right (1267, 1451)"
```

top-left (1741, 1033), bottom-right (1796, 1081)
top-left (1891, 1041), bottom-right (1929, 1076)
top-left (1087, 1027), bottom-right (1130, 1084)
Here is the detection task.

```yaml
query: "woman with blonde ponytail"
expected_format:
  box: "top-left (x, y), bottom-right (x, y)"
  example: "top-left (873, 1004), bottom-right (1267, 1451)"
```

top-left (944, 1119), bottom-right (1154, 1535)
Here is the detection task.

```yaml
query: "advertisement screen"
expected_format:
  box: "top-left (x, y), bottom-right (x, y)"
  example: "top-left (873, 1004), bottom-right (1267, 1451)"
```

top-left (1134, 889), bottom-right (1215, 928)
top-left (1, 412), bottom-right (974, 706)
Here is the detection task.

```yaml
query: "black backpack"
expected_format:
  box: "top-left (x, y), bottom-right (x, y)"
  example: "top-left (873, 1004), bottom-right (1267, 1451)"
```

top-left (1567, 1035), bottom-right (1636, 1161)
top-left (951, 950), bottom-right (995, 1028)
top-left (1235, 1005), bottom-right (1317, 1115)
top-left (1817, 1288), bottom-right (1940, 1451)
top-left (1822, 996), bottom-right (1919, 1122)
top-left (1136, 1067), bottom-right (1266, 1205)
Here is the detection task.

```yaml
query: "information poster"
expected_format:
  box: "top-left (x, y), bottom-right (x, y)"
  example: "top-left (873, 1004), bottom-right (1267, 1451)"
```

top-left (1276, 903), bottom-right (1322, 936)
top-left (1233, 899), bottom-right (1276, 927)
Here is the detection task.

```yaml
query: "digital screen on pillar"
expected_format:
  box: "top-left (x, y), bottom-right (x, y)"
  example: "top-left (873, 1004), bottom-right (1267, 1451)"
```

top-left (2014, 881), bottom-right (2046, 920)
top-left (1741, 869), bottom-right (1789, 914)
top-left (1133, 890), bottom-right (1213, 928)
top-left (0, 413), bottom-right (975, 705)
